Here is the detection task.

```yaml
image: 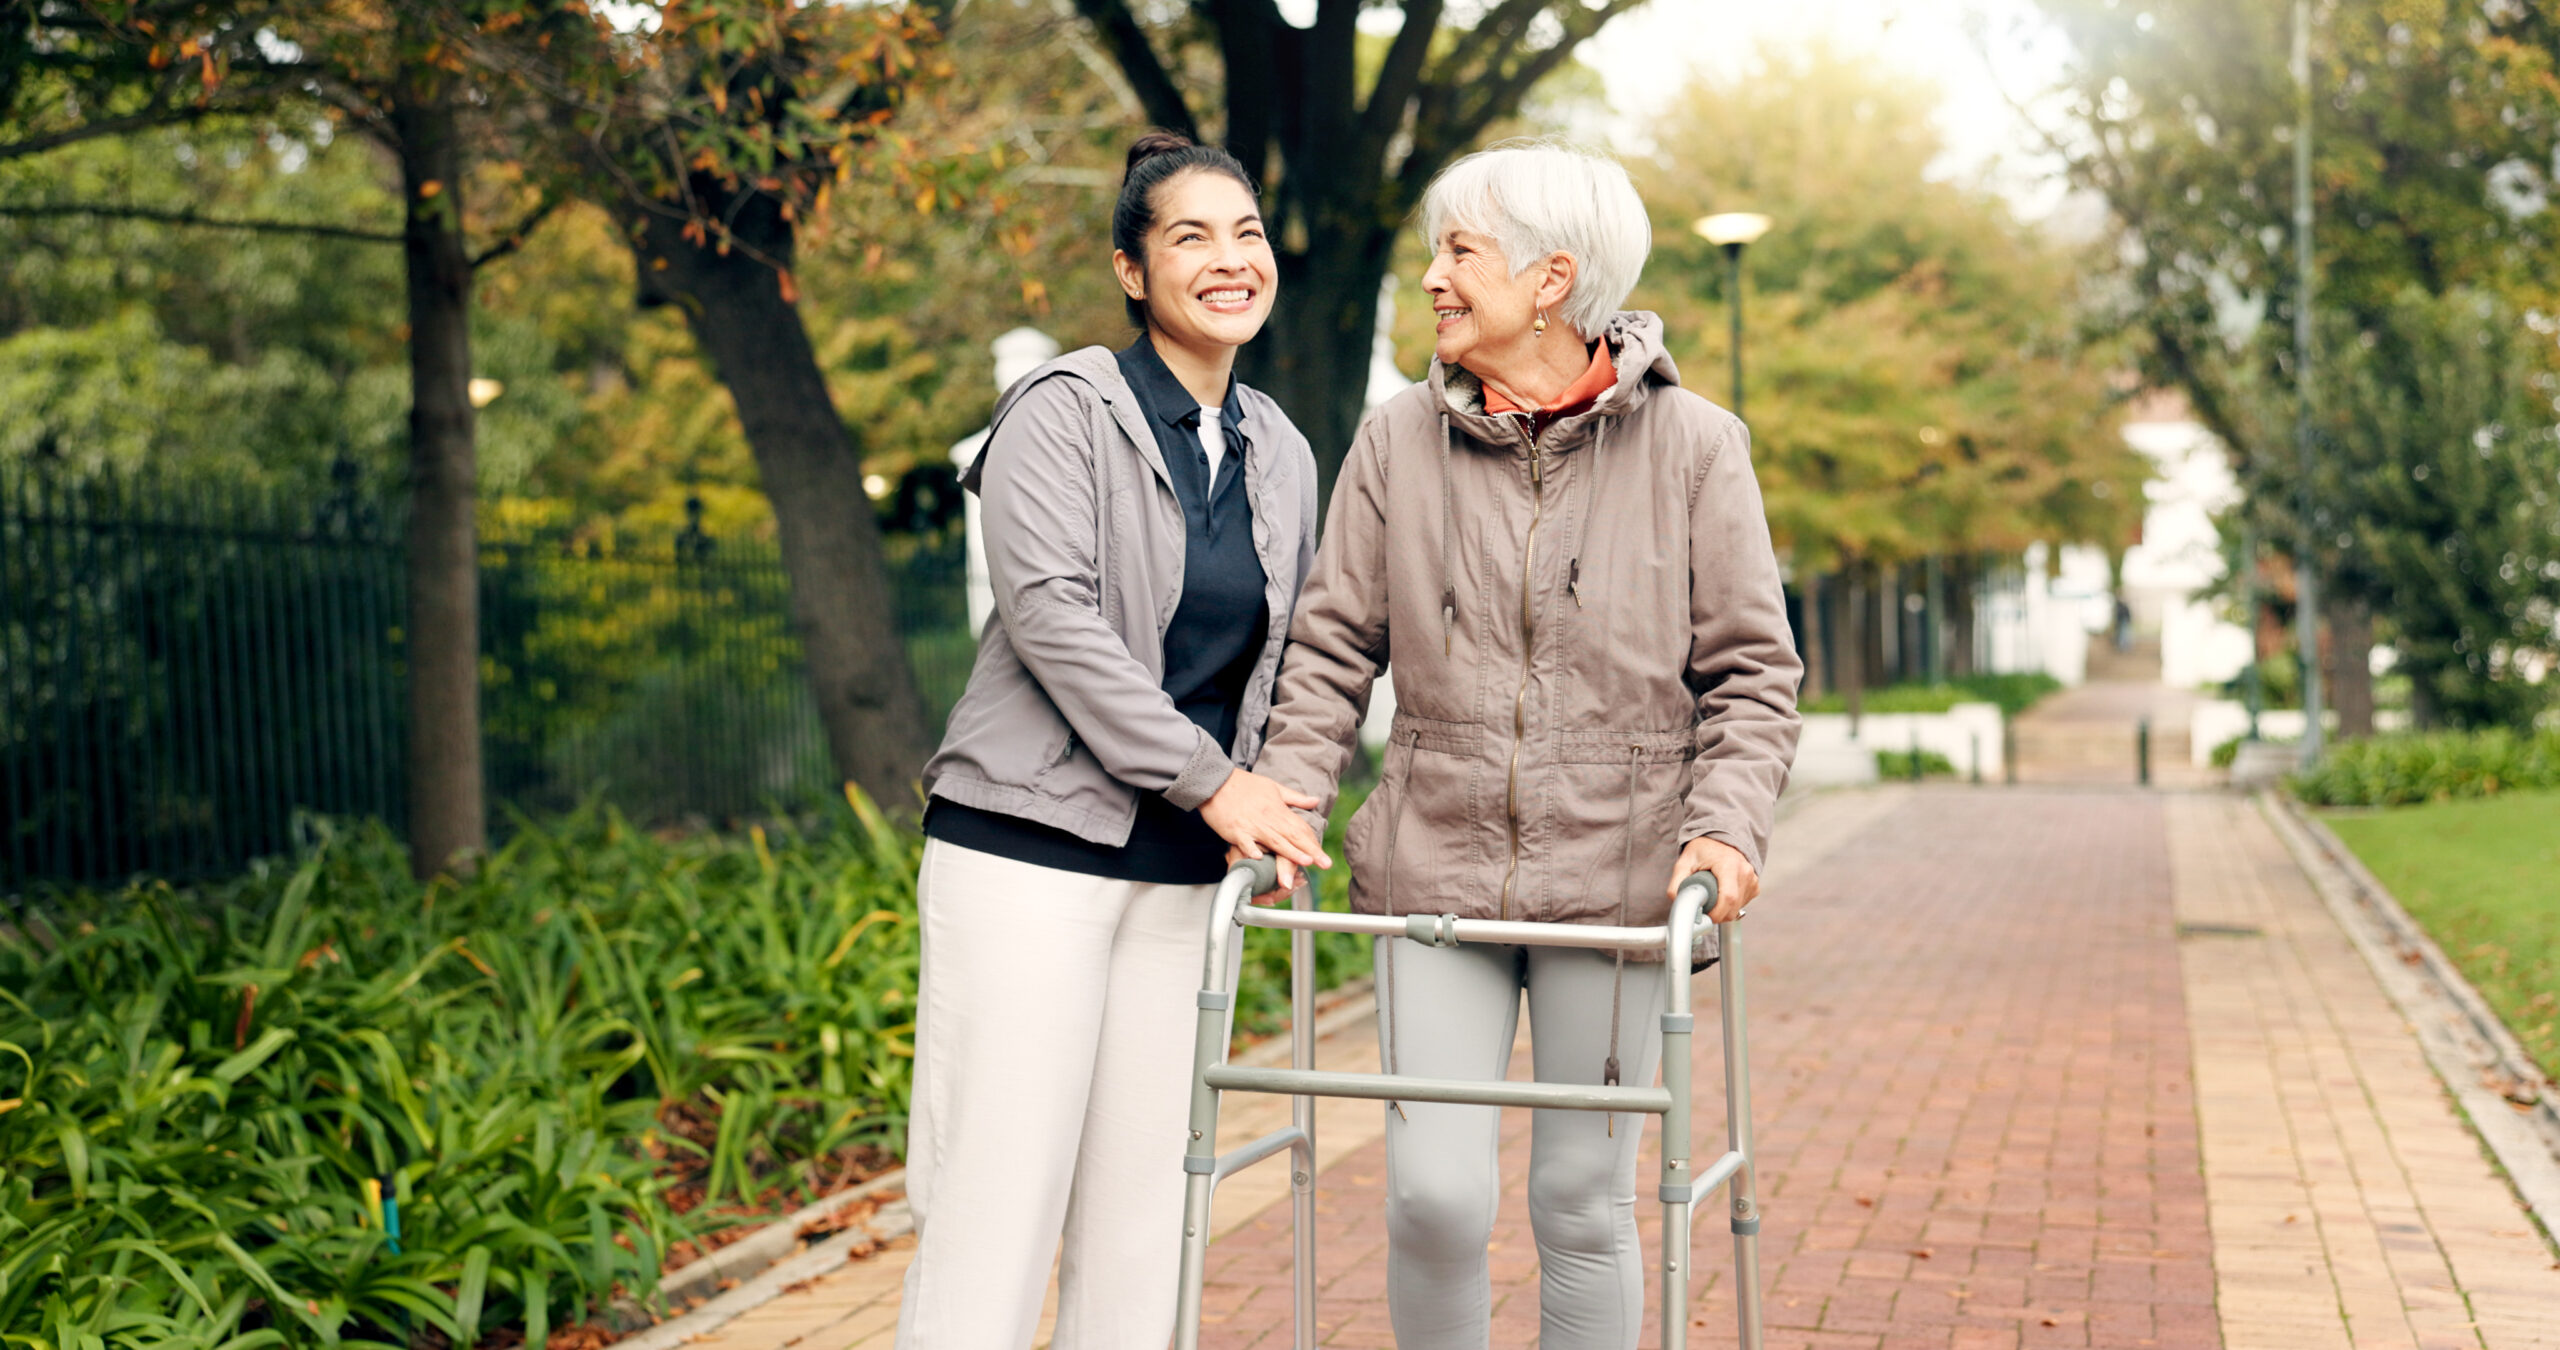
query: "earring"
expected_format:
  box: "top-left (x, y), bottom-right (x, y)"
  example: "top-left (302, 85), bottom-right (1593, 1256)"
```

top-left (1534, 311), bottom-right (1548, 337)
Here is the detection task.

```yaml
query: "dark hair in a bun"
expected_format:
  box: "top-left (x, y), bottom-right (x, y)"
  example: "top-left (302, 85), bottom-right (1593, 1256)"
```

top-left (1113, 131), bottom-right (1259, 329)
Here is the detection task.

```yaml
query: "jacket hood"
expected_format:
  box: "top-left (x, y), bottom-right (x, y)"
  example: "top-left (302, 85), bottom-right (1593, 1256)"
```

top-left (1427, 310), bottom-right (1682, 453)
top-left (961, 346), bottom-right (1132, 493)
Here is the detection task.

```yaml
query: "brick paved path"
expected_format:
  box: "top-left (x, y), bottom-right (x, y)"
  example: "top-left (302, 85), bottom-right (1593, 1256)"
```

top-left (1202, 788), bottom-right (2219, 1348)
top-left (2170, 796), bottom-right (2560, 1350)
top-left (670, 786), bottom-right (2560, 1350)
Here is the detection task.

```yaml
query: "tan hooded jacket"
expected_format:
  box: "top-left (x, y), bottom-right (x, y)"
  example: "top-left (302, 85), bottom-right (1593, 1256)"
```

top-left (1257, 312), bottom-right (1802, 943)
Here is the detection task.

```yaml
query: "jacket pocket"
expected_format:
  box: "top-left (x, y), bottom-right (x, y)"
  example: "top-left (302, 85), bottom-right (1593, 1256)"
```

top-left (1548, 729), bottom-right (1692, 927)
top-left (1030, 728), bottom-right (1079, 782)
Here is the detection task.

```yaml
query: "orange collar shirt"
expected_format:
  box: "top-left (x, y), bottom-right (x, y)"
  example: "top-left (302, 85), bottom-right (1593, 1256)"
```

top-left (1480, 339), bottom-right (1618, 429)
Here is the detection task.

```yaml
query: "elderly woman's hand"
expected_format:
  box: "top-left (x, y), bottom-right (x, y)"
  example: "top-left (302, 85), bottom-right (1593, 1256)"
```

top-left (1203, 769), bottom-right (1331, 900)
top-left (1668, 835), bottom-right (1758, 924)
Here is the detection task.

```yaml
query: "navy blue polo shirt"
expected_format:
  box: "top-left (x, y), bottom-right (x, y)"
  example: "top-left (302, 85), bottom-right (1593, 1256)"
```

top-left (925, 337), bottom-right (1271, 884)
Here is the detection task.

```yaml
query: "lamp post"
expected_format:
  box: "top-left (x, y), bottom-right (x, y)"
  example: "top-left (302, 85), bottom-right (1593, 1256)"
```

top-left (2290, 0), bottom-right (2326, 764)
top-left (1692, 212), bottom-right (1773, 419)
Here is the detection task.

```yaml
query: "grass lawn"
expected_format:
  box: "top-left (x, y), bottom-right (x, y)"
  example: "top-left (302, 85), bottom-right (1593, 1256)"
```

top-left (2323, 788), bottom-right (2560, 1082)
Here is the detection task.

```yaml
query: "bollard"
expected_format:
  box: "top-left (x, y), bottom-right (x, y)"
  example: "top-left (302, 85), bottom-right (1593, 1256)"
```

top-left (1970, 732), bottom-right (1982, 785)
top-left (2137, 716), bottom-right (2152, 787)
top-left (2002, 717), bottom-right (2016, 786)
top-left (1908, 726), bottom-right (1923, 783)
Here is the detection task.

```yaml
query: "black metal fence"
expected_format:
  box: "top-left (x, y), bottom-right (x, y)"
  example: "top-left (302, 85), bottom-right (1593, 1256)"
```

top-left (1, 463), bottom-right (974, 890)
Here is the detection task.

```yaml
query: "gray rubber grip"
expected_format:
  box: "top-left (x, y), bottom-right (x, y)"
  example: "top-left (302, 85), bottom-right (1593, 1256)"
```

top-left (1231, 855), bottom-right (1280, 895)
top-left (1677, 871), bottom-right (1720, 912)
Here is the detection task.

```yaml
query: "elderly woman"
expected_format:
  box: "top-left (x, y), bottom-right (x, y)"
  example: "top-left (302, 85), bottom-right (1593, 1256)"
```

top-left (1250, 142), bottom-right (1802, 1346)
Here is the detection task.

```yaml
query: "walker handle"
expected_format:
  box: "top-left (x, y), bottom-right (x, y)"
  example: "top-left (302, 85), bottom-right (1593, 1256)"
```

top-left (1676, 871), bottom-right (1721, 918)
top-left (1227, 855), bottom-right (1281, 897)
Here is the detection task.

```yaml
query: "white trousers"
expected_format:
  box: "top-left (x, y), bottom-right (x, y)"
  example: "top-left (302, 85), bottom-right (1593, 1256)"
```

top-left (894, 838), bottom-right (1226, 1350)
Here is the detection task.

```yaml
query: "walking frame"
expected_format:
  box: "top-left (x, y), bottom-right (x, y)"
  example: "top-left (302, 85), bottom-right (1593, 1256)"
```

top-left (1173, 858), bottom-right (1764, 1350)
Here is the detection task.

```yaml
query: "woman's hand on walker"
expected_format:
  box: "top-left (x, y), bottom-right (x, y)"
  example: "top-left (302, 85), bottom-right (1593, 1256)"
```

top-left (1668, 835), bottom-right (1758, 924)
top-left (1203, 769), bottom-right (1329, 899)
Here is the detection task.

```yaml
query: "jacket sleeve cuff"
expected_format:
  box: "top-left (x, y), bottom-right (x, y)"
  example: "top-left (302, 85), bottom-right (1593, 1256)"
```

top-left (1164, 733), bottom-right (1238, 812)
top-left (1680, 823), bottom-right (1765, 877)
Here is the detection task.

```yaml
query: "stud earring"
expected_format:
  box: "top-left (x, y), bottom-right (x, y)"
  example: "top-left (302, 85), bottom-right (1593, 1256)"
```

top-left (1534, 311), bottom-right (1548, 337)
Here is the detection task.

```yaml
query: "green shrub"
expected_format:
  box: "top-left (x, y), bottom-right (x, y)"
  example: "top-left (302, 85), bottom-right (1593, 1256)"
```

top-left (2290, 728), bottom-right (2560, 806)
top-left (0, 791), bottom-right (924, 1350)
top-left (1874, 748), bottom-right (1958, 779)
top-left (1801, 671), bottom-right (2060, 718)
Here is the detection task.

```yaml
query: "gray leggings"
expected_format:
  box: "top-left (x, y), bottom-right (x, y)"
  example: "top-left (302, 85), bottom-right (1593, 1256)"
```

top-left (1374, 938), bottom-right (1667, 1349)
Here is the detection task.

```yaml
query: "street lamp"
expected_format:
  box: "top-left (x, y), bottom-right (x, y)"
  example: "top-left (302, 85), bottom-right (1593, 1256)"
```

top-left (1692, 212), bottom-right (1773, 420)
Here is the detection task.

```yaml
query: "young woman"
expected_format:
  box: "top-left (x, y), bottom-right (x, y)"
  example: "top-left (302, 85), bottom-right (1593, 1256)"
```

top-left (894, 132), bottom-right (1329, 1349)
top-left (1250, 142), bottom-right (1803, 1347)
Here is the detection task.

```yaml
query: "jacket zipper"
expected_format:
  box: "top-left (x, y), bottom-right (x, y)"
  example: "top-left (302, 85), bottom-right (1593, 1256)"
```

top-left (1498, 420), bottom-right (1545, 921)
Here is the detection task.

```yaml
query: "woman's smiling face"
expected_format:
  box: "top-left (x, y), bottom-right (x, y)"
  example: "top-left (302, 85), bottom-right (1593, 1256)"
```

top-left (1421, 225), bottom-right (1545, 370)
top-left (1115, 170), bottom-right (1275, 350)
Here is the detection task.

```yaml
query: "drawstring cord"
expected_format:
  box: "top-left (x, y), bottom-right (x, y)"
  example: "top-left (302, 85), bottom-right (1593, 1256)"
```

top-left (1605, 743), bottom-right (1640, 1136)
top-left (1380, 731), bottom-right (1412, 1121)
top-left (1402, 412), bottom-right (1464, 1122)
top-left (1439, 414), bottom-right (1457, 655)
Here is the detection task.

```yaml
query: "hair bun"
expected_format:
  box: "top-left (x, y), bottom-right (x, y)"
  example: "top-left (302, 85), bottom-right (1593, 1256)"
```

top-left (1124, 129), bottom-right (1198, 174)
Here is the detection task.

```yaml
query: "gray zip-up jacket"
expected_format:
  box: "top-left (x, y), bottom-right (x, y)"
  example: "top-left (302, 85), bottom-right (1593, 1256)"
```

top-left (1256, 312), bottom-right (1802, 939)
top-left (922, 346), bottom-right (1320, 844)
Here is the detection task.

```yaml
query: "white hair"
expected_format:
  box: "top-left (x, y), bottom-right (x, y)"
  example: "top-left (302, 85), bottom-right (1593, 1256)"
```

top-left (1418, 140), bottom-right (1652, 340)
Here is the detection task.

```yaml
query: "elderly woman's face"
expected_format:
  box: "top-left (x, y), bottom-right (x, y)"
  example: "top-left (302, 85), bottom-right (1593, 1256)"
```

top-left (1422, 226), bottom-right (1551, 371)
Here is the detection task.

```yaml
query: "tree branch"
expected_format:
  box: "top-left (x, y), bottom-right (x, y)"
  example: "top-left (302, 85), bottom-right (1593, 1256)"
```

top-left (1438, 0), bottom-right (1552, 89)
top-left (1067, 0), bottom-right (1198, 138)
top-left (1207, 0), bottom-right (1285, 184)
top-left (1455, 0), bottom-right (1647, 135)
top-left (0, 202), bottom-right (400, 243)
top-left (0, 105), bottom-right (227, 164)
top-left (471, 196), bottom-right (562, 268)
top-left (1357, 0), bottom-right (1442, 158)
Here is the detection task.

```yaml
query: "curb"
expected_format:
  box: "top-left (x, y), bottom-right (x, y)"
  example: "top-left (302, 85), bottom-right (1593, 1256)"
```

top-left (649, 1168), bottom-right (912, 1316)
top-left (2259, 791), bottom-right (2560, 1244)
top-left (609, 1198), bottom-right (912, 1350)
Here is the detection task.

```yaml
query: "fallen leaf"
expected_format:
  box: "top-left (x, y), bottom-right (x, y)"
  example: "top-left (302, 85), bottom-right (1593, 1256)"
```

top-left (1910, 1248), bottom-right (1933, 1259)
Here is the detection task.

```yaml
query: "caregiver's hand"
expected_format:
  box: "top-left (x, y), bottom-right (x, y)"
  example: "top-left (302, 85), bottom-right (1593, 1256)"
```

top-left (1668, 835), bottom-right (1758, 924)
top-left (1203, 769), bottom-right (1330, 899)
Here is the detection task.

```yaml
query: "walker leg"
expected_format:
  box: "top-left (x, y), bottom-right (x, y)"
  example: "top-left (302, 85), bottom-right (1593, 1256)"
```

top-left (1289, 889), bottom-right (1318, 1350)
top-left (1173, 874), bottom-right (1254, 1350)
top-left (1720, 919), bottom-right (1764, 1350)
top-left (1662, 895), bottom-right (1701, 1350)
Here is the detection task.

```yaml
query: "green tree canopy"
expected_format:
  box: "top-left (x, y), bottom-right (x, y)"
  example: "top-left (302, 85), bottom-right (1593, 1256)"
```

top-left (1631, 43), bottom-right (2145, 576)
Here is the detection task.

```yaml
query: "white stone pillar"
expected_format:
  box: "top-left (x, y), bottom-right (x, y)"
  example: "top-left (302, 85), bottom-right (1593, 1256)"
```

top-left (952, 327), bottom-right (1061, 635)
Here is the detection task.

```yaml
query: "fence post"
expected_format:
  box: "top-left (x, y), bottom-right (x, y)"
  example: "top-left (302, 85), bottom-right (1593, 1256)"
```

top-left (2137, 716), bottom-right (2152, 787)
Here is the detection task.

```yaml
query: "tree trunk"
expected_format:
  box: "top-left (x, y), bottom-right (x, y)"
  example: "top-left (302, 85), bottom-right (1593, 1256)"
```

top-left (1843, 561), bottom-right (1868, 734)
top-left (392, 69), bottom-right (485, 879)
top-left (1862, 565), bottom-right (1890, 693)
top-left (1946, 555), bottom-right (1978, 678)
top-left (1797, 572), bottom-right (1826, 702)
top-left (2327, 592), bottom-right (2375, 739)
top-left (1240, 225), bottom-right (1396, 504)
top-left (631, 201), bottom-right (935, 809)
